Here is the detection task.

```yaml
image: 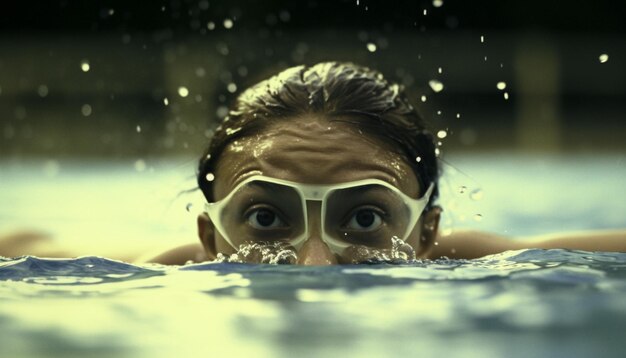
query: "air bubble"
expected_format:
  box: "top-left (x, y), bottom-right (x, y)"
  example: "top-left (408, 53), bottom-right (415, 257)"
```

top-left (163, 97), bottom-right (169, 106)
top-left (207, 21), bottom-right (215, 30)
top-left (136, 125), bottom-right (141, 133)
top-left (428, 79), bottom-right (444, 93)
top-left (223, 18), bottom-right (233, 29)
top-left (473, 214), bottom-right (483, 222)
top-left (480, 35), bottom-right (485, 43)
top-left (470, 189), bottom-right (484, 201)
top-left (503, 92), bottom-right (509, 100)
top-left (205, 173), bottom-right (215, 182)
top-left (497, 81), bottom-right (507, 90)
top-left (456, 113), bottom-right (461, 119)
top-left (421, 95), bottom-right (427, 102)
top-left (433, 0), bottom-right (443, 7)
top-left (80, 60), bottom-right (90, 72)
top-left (599, 54), bottom-right (609, 63)
top-left (366, 43), bottom-right (377, 52)
top-left (227, 83), bottom-right (237, 93)
top-left (437, 130), bottom-right (447, 139)
top-left (185, 203), bottom-right (193, 212)
top-left (458, 186), bottom-right (467, 194)
top-left (415, 156), bottom-right (422, 162)
top-left (178, 86), bottom-right (189, 97)
top-left (438, 67), bottom-right (443, 74)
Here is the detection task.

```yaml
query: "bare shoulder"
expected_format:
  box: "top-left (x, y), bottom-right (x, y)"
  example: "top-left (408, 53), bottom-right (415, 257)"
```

top-left (134, 243), bottom-right (207, 265)
top-left (430, 229), bottom-right (626, 260)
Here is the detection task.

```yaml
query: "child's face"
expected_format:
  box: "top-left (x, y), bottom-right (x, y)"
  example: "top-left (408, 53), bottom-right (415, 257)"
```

top-left (198, 114), bottom-right (441, 264)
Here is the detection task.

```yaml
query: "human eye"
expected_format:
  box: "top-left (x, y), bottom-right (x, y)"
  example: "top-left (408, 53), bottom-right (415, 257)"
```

top-left (343, 206), bottom-right (385, 232)
top-left (245, 205), bottom-right (287, 229)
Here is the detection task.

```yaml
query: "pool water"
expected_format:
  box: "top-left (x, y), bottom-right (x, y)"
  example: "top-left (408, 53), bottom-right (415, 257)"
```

top-left (1, 154), bottom-right (625, 357)
top-left (1, 250), bottom-right (625, 358)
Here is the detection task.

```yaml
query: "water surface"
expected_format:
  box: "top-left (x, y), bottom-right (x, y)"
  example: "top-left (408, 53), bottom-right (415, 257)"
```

top-left (1, 250), bottom-right (625, 358)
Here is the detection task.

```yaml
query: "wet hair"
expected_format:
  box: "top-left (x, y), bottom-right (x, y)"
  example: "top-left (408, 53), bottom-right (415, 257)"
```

top-left (198, 61), bottom-right (440, 206)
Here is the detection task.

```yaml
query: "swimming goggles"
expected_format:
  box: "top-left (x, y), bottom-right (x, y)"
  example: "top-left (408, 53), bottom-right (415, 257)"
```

top-left (204, 175), bottom-right (434, 256)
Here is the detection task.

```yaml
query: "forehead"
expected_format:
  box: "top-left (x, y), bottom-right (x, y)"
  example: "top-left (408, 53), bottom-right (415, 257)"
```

top-left (212, 114), bottom-right (420, 199)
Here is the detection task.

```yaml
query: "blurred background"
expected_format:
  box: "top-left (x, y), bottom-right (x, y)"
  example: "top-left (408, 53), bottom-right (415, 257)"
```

top-left (1, 0), bottom-right (625, 257)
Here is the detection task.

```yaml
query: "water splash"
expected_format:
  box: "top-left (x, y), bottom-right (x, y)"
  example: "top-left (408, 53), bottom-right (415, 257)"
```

top-left (80, 60), bottom-right (90, 72)
top-left (428, 80), bottom-right (444, 93)
top-left (599, 54), bottom-right (609, 63)
top-left (216, 242), bottom-right (297, 265)
top-left (177, 86), bottom-right (189, 97)
top-left (470, 188), bottom-right (484, 201)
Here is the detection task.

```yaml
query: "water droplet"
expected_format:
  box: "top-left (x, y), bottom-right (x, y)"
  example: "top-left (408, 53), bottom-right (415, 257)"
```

top-left (163, 97), bottom-right (169, 106)
top-left (503, 92), bottom-right (509, 100)
top-left (134, 159), bottom-right (146, 172)
top-left (437, 130), bottom-right (447, 139)
top-left (207, 21), bottom-right (215, 30)
top-left (81, 104), bottom-right (92, 116)
top-left (421, 95), bottom-right (427, 102)
top-left (428, 79), bottom-right (444, 93)
top-left (178, 86), bottom-right (189, 97)
top-left (37, 85), bottom-right (49, 98)
top-left (415, 156), bottom-right (422, 162)
top-left (599, 53), bottom-right (609, 63)
top-left (205, 173), bottom-right (215, 182)
top-left (185, 203), bottom-right (193, 212)
top-left (80, 60), bottom-right (90, 72)
top-left (458, 185), bottom-right (467, 194)
top-left (136, 125), bottom-right (141, 133)
top-left (470, 189), bottom-right (484, 201)
top-left (433, 0), bottom-right (443, 8)
top-left (456, 113), bottom-right (461, 119)
top-left (480, 35), bottom-right (485, 43)
top-left (366, 43), bottom-right (377, 52)
top-left (227, 83), bottom-right (237, 93)
top-left (473, 214), bottom-right (483, 222)
top-left (223, 18), bottom-right (233, 29)
top-left (497, 81), bottom-right (507, 90)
